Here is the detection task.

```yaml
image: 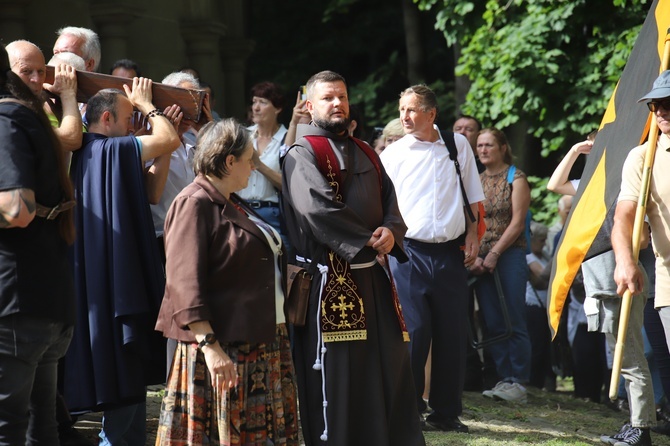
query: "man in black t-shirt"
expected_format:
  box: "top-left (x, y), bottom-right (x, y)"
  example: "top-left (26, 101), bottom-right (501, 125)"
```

top-left (0, 44), bottom-right (76, 446)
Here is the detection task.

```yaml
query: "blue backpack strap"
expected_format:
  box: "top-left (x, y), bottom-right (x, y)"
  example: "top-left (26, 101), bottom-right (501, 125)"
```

top-left (507, 165), bottom-right (516, 184)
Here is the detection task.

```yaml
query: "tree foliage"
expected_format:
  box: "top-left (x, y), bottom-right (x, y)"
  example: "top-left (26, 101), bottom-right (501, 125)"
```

top-left (416, 0), bottom-right (650, 156)
top-left (246, 0), bottom-right (453, 139)
top-left (246, 0), bottom-right (655, 225)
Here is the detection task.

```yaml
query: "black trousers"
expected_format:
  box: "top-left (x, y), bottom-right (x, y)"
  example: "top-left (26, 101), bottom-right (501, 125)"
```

top-left (571, 323), bottom-right (606, 402)
top-left (526, 304), bottom-right (554, 389)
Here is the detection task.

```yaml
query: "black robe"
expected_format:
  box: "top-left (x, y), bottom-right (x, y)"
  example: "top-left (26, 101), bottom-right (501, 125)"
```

top-left (281, 124), bottom-right (425, 446)
top-left (63, 133), bottom-right (166, 412)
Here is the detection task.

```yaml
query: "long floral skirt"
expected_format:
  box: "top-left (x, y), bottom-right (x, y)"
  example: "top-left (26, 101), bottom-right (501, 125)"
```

top-left (155, 324), bottom-right (299, 445)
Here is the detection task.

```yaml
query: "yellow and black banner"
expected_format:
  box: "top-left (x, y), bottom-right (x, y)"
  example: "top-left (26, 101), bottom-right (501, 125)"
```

top-left (548, 0), bottom-right (670, 337)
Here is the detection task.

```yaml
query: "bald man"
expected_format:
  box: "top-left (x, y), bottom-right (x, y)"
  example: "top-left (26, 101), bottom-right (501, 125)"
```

top-left (6, 40), bottom-right (82, 152)
top-left (5, 40), bottom-right (46, 97)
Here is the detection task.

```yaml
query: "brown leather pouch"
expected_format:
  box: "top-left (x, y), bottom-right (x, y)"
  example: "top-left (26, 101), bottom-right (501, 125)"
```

top-left (285, 264), bottom-right (312, 327)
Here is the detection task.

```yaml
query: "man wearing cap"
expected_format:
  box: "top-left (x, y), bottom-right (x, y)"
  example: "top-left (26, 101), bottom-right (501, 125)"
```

top-left (611, 70), bottom-right (670, 446)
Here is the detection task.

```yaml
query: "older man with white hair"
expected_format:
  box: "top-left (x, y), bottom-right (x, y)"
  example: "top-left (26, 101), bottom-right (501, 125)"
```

top-left (53, 26), bottom-right (100, 72)
top-left (148, 72), bottom-right (203, 258)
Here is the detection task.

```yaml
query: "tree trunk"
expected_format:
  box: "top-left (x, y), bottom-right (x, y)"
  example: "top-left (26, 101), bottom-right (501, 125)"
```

top-left (401, 0), bottom-right (424, 84)
top-left (453, 43), bottom-right (471, 110)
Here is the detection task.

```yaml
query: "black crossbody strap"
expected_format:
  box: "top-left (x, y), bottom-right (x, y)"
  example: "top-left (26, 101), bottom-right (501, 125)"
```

top-left (442, 131), bottom-right (476, 223)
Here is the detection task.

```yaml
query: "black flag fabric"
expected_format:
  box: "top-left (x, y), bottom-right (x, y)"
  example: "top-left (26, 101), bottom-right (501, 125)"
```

top-left (548, 0), bottom-right (670, 336)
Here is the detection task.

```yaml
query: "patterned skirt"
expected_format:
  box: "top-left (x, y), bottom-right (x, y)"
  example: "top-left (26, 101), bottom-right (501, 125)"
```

top-left (155, 324), bottom-right (299, 445)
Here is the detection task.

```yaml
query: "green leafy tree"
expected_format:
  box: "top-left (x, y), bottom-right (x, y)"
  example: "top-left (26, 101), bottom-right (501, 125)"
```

top-left (246, 0), bottom-right (453, 137)
top-left (527, 176), bottom-right (560, 226)
top-left (413, 0), bottom-right (651, 224)
top-left (416, 0), bottom-right (649, 156)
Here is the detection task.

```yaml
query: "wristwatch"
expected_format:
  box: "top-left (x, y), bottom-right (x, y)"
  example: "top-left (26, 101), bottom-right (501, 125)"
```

top-left (197, 333), bottom-right (217, 349)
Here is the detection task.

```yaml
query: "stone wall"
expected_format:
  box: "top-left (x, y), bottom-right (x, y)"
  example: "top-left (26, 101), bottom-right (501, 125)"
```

top-left (0, 0), bottom-right (253, 119)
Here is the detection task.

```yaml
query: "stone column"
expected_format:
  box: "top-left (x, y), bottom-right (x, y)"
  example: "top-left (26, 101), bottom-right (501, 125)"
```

top-left (219, 0), bottom-right (254, 120)
top-left (91, 2), bottom-right (141, 72)
top-left (220, 38), bottom-right (254, 120)
top-left (180, 19), bottom-right (226, 117)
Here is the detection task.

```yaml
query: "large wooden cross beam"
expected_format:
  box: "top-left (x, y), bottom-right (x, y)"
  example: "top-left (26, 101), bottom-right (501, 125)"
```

top-left (44, 66), bottom-right (206, 123)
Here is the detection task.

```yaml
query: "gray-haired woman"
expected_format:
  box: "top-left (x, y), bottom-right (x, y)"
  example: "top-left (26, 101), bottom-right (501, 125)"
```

top-left (155, 118), bottom-right (299, 445)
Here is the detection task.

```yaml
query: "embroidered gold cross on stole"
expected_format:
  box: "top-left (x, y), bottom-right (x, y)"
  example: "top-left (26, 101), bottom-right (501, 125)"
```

top-left (321, 252), bottom-right (367, 342)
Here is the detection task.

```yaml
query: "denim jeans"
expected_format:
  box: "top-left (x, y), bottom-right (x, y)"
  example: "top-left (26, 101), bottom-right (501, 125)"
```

top-left (99, 401), bottom-right (147, 446)
top-left (254, 205), bottom-right (294, 262)
top-left (0, 314), bottom-right (73, 446)
top-left (475, 247), bottom-right (531, 383)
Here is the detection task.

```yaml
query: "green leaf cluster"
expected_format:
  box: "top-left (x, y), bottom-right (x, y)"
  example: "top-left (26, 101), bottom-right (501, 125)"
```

top-left (416, 0), bottom-right (648, 155)
top-left (527, 176), bottom-right (560, 226)
top-left (415, 0), bottom-right (650, 220)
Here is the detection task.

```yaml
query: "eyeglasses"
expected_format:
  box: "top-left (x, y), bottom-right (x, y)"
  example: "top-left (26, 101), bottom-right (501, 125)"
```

top-left (647, 99), bottom-right (670, 113)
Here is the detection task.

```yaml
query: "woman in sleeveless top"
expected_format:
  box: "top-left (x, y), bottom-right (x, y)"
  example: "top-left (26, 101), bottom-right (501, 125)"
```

top-left (470, 128), bottom-right (532, 404)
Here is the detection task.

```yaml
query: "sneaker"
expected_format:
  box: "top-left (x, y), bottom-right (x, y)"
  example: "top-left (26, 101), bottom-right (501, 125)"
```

top-left (492, 382), bottom-right (527, 403)
top-left (652, 421), bottom-right (670, 436)
top-left (483, 381), bottom-right (509, 398)
top-left (613, 427), bottom-right (651, 446)
top-left (657, 406), bottom-right (670, 423)
top-left (600, 423), bottom-right (631, 444)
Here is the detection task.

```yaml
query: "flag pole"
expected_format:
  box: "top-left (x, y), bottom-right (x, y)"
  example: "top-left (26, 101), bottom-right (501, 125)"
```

top-left (609, 29), bottom-right (670, 401)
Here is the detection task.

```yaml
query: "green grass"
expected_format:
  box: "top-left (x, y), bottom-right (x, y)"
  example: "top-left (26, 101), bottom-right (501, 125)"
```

top-left (420, 378), bottom-right (670, 446)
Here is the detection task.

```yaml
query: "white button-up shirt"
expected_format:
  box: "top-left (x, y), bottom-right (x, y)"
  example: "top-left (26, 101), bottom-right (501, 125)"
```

top-left (150, 142), bottom-right (196, 236)
top-left (380, 126), bottom-right (484, 243)
top-left (237, 124), bottom-right (287, 203)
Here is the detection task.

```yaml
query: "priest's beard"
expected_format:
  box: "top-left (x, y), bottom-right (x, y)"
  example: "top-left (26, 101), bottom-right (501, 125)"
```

top-left (313, 116), bottom-right (351, 135)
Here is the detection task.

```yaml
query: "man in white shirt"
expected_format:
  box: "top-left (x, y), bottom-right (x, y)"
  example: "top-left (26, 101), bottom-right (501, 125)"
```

top-left (380, 84), bottom-right (484, 433)
top-left (148, 71), bottom-right (201, 262)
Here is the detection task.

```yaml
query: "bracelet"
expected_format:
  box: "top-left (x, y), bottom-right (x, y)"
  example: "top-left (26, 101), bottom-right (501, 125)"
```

top-left (489, 250), bottom-right (501, 258)
top-left (146, 108), bottom-right (165, 119)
